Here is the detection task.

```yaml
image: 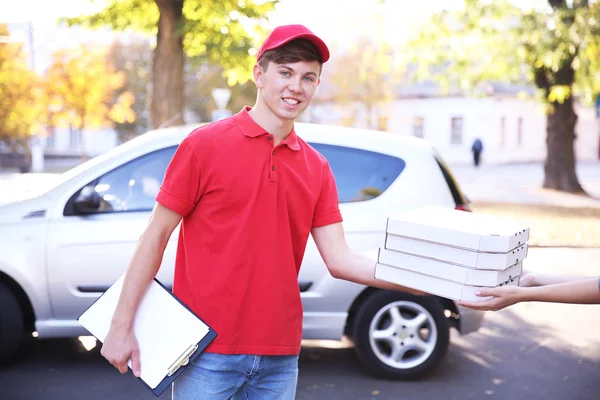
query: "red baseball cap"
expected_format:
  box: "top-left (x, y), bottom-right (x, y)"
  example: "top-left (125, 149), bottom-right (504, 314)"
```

top-left (257, 24), bottom-right (330, 63)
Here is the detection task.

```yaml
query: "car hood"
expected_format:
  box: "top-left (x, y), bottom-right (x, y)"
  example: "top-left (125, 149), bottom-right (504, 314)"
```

top-left (0, 174), bottom-right (61, 205)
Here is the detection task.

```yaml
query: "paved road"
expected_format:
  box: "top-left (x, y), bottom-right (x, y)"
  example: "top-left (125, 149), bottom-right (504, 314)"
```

top-left (1, 248), bottom-right (599, 400)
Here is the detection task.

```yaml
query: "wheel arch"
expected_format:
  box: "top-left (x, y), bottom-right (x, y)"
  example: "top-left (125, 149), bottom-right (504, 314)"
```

top-left (0, 271), bottom-right (36, 332)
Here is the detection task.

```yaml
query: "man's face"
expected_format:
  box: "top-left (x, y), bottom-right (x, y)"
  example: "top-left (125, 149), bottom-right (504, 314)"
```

top-left (254, 60), bottom-right (321, 121)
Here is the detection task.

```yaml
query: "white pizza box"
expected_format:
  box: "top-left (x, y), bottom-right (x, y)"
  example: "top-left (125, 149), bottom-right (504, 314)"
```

top-left (386, 206), bottom-right (529, 253)
top-left (378, 248), bottom-right (523, 286)
top-left (385, 234), bottom-right (528, 270)
top-left (375, 262), bottom-right (520, 302)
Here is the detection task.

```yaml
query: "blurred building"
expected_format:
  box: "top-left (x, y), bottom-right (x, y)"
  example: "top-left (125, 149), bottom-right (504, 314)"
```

top-left (304, 81), bottom-right (599, 165)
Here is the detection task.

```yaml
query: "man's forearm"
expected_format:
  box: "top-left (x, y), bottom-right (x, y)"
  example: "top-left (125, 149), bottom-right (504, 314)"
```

top-left (521, 278), bottom-right (600, 304)
top-left (332, 250), bottom-right (423, 295)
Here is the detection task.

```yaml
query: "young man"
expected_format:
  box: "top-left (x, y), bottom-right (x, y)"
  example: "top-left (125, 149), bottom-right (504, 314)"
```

top-left (100, 24), bottom-right (419, 399)
top-left (458, 271), bottom-right (600, 311)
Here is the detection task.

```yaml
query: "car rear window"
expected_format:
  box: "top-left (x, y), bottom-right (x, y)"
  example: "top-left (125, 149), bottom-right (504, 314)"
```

top-left (309, 143), bottom-right (406, 203)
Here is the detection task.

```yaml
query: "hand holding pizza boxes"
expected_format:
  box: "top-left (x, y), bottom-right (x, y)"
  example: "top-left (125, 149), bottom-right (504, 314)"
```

top-left (375, 206), bottom-right (529, 302)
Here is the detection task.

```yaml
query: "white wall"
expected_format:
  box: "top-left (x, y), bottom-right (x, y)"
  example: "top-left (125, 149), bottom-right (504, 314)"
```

top-left (43, 127), bottom-right (118, 157)
top-left (307, 96), bottom-right (599, 165)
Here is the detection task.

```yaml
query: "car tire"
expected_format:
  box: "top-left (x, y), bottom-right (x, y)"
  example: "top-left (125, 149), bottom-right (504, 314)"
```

top-left (0, 281), bottom-right (25, 365)
top-left (353, 290), bottom-right (449, 380)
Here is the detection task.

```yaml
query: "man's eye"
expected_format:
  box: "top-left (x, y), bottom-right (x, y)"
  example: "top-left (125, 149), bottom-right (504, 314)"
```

top-left (304, 76), bottom-right (315, 82)
top-left (280, 71), bottom-right (290, 77)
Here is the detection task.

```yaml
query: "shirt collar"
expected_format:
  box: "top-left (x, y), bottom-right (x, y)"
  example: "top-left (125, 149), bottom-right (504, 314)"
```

top-left (234, 106), bottom-right (300, 151)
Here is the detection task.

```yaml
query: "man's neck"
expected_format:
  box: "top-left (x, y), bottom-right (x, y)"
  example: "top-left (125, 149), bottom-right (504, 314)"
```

top-left (248, 103), bottom-right (294, 145)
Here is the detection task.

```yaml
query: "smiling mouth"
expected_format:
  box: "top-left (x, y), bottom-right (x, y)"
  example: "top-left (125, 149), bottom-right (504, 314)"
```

top-left (282, 98), bottom-right (300, 106)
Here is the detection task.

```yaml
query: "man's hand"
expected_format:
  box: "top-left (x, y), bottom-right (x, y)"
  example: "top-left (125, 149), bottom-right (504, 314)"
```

top-left (457, 285), bottom-right (525, 311)
top-left (100, 327), bottom-right (141, 377)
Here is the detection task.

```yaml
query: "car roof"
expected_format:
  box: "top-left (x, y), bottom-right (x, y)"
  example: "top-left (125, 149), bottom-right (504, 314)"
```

top-left (136, 122), bottom-right (436, 158)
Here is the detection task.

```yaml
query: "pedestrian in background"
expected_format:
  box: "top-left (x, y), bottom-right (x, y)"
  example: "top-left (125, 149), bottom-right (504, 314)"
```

top-left (471, 137), bottom-right (483, 167)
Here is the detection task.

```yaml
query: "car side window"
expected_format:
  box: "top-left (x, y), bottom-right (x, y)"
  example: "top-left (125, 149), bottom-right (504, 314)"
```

top-left (309, 143), bottom-right (406, 203)
top-left (70, 146), bottom-right (177, 215)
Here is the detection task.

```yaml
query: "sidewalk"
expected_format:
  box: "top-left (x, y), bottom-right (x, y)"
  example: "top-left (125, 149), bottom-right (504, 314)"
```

top-left (449, 162), bottom-right (600, 208)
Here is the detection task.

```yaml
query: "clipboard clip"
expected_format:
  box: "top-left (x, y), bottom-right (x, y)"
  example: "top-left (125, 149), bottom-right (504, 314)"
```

top-left (167, 344), bottom-right (198, 376)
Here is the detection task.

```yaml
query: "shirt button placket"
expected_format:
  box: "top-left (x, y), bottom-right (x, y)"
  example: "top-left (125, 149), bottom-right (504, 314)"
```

top-left (268, 135), bottom-right (277, 183)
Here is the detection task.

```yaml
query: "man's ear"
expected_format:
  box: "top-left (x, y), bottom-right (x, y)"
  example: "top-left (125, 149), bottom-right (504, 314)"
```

top-left (253, 64), bottom-right (264, 88)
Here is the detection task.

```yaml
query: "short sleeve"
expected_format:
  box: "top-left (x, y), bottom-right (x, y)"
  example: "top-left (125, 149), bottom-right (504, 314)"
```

top-left (156, 139), bottom-right (202, 217)
top-left (312, 160), bottom-right (343, 228)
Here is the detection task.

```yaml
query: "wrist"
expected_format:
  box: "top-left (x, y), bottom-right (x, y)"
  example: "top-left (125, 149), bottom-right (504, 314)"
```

top-left (110, 315), bottom-right (134, 333)
top-left (516, 286), bottom-right (531, 302)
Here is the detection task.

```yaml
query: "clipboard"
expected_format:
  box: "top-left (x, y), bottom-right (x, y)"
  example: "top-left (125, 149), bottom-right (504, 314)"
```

top-left (78, 275), bottom-right (217, 397)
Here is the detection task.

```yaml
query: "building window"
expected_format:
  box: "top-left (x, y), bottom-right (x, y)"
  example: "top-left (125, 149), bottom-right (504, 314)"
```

top-left (450, 117), bottom-right (463, 145)
top-left (517, 117), bottom-right (523, 146)
top-left (412, 117), bottom-right (425, 138)
top-left (499, 116), bottom-right (506, 147)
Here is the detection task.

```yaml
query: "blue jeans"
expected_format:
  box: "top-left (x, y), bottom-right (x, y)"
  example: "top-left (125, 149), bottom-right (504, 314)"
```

top-left (172, 353), bottom-right (299, 400)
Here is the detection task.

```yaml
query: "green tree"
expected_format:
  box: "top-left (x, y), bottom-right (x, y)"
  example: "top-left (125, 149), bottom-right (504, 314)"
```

top-left (405, 0), bottom-right (600, 193)
top-left (0, 24), bottom-right (43, 149)
top-left (45, 45), bottom-right (136, 159)
top-left (66, 0), bottom-right (277, 130)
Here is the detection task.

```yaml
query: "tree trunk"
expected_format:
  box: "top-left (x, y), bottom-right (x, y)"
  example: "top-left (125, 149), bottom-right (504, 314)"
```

top-left (151, 0), bottom-right (185, 129)
top-left (542, 97), bottom-right (585, 193)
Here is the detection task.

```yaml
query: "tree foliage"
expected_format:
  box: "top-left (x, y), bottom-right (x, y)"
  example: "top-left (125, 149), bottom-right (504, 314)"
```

top-left (405, 0), bottom-right (600, 107)
top-left (65, 0), bottom-right (277, 85)
top-left (0, 24), bottom-right (43, 147)
top-left (45, 45), bottom-right (136, 133)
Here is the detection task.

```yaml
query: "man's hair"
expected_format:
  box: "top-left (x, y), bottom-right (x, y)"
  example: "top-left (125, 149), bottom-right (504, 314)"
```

top-left (258, 38), bottom-right (323, 73)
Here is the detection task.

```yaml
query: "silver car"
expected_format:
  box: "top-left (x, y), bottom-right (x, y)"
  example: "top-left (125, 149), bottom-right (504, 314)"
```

top-left (0, 123), bottom-right (484, 379)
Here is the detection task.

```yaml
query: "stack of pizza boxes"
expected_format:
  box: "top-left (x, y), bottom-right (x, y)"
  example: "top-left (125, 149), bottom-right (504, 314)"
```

top-left (375, 206), bottom-right (529, 302)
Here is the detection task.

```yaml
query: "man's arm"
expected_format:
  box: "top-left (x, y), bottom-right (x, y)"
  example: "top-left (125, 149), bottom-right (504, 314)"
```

top-left (101, 203), bottom-right (182, 376)
top-left (311, 222), bottom-right (423, 295)
top-left (458, 277), bottom-right (600, 311)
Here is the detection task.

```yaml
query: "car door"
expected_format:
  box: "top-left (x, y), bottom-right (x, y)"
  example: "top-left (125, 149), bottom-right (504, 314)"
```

top-left (299, 142), bottom-right (407, 311)
top-left (46, 146), bottom-right (178, 320)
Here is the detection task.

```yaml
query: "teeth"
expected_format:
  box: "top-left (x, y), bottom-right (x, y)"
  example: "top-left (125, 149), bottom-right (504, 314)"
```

top-left (283, 98), bottom-right (299, 105)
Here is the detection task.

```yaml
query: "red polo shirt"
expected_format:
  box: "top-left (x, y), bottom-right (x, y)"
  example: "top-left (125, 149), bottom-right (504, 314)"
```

top-left (156, 107), bottom-right (342, 355)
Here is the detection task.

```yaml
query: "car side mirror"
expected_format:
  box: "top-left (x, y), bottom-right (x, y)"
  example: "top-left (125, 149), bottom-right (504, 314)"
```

top-left (73, 185), bottom-right (102, 214)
